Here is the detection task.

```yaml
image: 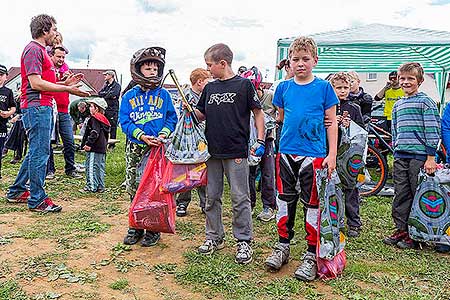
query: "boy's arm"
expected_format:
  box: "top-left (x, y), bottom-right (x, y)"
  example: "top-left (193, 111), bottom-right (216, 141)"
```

top-left (323, 105), bottom-right (338, 177)
top-left (374, 83), bottom-right (389, 101)
top-left (423, 102), bottom-right (441, 174)
top-left (391, 105), bottom-right (397, 146)
top-left (252, 108), bottom-right (265, 141)
top-left (118, 95), bottom-right (144, 141)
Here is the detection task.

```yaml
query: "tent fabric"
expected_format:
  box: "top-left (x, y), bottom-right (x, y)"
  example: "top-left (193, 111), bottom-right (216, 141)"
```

top-left (276, 24), bottom-right (450, 110)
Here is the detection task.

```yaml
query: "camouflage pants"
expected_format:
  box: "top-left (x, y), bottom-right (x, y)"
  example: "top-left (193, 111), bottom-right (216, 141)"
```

top-left (125, 140), bottom-right (149, 200)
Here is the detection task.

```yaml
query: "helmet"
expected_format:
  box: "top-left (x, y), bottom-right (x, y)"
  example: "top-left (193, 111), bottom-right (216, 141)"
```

top-left (237, 65), bottom-right (247, 75)
top-left (130, 47), bottom-right (166, 90)
top-left (240, 66), bottom-right (262, 90)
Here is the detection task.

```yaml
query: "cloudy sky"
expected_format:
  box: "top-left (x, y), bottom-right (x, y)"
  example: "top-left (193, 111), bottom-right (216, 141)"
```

top-left (2, 0), bottom-right (450, 86)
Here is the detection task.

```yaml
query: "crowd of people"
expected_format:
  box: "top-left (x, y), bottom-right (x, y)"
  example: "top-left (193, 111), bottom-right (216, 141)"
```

top-left (1, 13), bottom-right (449, 284)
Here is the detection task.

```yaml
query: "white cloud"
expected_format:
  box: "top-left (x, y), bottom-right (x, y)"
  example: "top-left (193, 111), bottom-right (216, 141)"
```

top-left (1, 0), bottom-right (450, 87)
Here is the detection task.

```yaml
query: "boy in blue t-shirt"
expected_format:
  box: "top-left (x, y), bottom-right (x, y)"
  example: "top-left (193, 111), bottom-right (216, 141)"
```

top-left (120, 47), bottom-right (178, 247)
top-left (265, 37), bottom-right (339, 281)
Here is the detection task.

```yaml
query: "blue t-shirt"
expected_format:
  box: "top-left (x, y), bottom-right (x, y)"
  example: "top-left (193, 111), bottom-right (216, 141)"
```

top-left (272, 77), bottom-right (338, 157)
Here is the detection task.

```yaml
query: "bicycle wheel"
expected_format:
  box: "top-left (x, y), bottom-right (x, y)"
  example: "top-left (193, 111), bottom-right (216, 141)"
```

top-left (359, 144), bottom-right (388, 197)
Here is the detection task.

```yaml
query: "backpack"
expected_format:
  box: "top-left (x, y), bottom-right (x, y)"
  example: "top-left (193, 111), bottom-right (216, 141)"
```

top-left (408, 169), bottom-right (450, 246)
top-left (336, 121), bottom-right (368, 190)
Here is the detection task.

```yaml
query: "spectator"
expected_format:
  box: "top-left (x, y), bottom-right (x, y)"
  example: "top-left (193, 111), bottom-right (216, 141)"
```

top-left (69, 98), bottom-right (90, 133)
top-left (347, 71), bottom-right (373, 126)
top-left (99, 70), bottom-right (121, 144)
top-left (374, 71), bottom-right (404, 132)
top-left (6, 14), bottom-right (88, 212)
top-left (0, 64), bottom-right (16, 178)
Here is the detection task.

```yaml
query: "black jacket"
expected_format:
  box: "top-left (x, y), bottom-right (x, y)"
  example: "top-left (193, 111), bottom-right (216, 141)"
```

top-left (81, 114), bottom-right (111, 154)
top-left (338, 100), bottom-right (364, 128)
top-left (99, 80), bottom-right (121, 114)
top-left (348, 87), bottom-right (373, 124)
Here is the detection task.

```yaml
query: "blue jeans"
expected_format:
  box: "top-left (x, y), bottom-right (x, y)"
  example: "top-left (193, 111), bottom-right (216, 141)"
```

top-left (7, 106), bottom-right (53, 208)
top-left (58, 112), bottom-right (76, 174)
top-left (85, 152), bottom-right (106, 191)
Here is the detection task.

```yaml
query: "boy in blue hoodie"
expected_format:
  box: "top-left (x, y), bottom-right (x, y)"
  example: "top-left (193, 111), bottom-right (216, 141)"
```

top-left (120, 47), bottom-right (178, 247)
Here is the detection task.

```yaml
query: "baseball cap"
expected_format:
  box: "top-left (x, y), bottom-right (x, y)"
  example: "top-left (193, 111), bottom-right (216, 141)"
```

top-left (388, 71), bottom-right (398, 78)
top-left (0, 64), bottom-right (8, 75)
top-left (103, 70), bottom-right (115, 76)
top-left (86, 97), bottom-right (108, 110)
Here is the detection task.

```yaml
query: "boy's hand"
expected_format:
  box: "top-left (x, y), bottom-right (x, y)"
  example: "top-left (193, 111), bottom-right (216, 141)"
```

top-left (424, 156), bottom-right (437, 174)
top-left (342, 116), bottom-right (351, 128)
top-left (251, 139), bottom-right (265, 157)
top-left (336, 115), bottom-right (343, 124)
top-left (141, 135), bottom-right (160, 146)
top-left (83, 145), bottom-right (91, 152)
top-left (322, 155), bottom-right (336, 178)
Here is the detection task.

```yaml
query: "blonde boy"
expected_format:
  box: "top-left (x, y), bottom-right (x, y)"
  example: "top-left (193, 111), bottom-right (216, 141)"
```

top-left (265, 37), bottom-right (339, 281)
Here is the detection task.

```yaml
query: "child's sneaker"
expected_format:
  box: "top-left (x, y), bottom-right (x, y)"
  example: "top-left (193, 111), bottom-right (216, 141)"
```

top-left (257, 208), bottom-right (276, 222)
top-left (6, 191), bottom-right (30, 203)
top-left (198, 239), bottom-right (225, 255)
top-left (265, 242), bottom-right (290, 270)
top-left (141, 231), bottom-right (160, 247)
top-left (176, 204), bottom-right (187, 217)
top-left (396, 236), bottom-right (416, 249)
top-left (123, 228), bottom-right (144, 245)
top-left (235, 241), bottom-right (253, 264)
top-left (29, 198), bottom-right (62, 213)
top-left (383, 230), bottom-right (408, 246)
top-left (294, 252), bottom-right (317, 281)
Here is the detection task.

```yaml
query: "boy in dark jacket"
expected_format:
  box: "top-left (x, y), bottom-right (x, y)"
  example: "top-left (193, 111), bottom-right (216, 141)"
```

top-left (330, 72), bottom-right (364, 238)
top-left (80, 97), bottom-right (111, 193)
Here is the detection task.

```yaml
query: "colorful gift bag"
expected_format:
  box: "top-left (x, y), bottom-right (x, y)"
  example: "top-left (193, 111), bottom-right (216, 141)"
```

top-left (129, 144), bottom-right (176, 234)
top-left (408, 169), bottom-right (450, 246)
top-left (165, 110), bottom-right (210, 164)
top-left (315, 168), bottom-right (347, 279)
top-left (337, 121), bottom-right (368, 190)
top-left (161, 161), bottom-right (207, 194)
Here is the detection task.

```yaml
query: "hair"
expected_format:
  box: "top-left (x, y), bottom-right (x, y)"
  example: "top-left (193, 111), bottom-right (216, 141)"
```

top-left (77, 101), bottom-right (87, 109)
top-left (398, 62), bottom-right (424, 83)
top-left (30, 14), bottom-right (56, 39)
top-left (204, 43), bottom-right (233, 65)
top-left (51, 46), bottom-right (66, 56)
top-left (389, 71), bottom-right (398, 78)
top-left (288, 36), bottom-right (318, 59)
top-left (189, 68), bottom-right (210, 85)
top-left (329, 72), bottom-right (352, 87)
top-left (347, 71), bottom-right (360, 81)
top-left (276, 58), bottom-right (290, 70)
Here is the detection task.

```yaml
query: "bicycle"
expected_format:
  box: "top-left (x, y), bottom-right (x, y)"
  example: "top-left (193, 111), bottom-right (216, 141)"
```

top-left (358, 121), bottom-right (392, 197)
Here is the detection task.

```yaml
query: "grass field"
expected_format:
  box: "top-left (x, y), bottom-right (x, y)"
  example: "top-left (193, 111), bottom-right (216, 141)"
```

top-left (0, 132), bottom-right (449, 300)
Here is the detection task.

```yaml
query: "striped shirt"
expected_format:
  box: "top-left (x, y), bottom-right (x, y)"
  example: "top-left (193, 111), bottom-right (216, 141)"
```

top-left (392, 92), bottom-right (440, 160)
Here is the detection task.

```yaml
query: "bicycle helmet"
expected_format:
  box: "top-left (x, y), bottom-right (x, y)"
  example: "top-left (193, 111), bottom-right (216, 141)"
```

top-left (240, 66), bottom-right (262, 90)
top-left (130, 46), bottom-right (166, 90)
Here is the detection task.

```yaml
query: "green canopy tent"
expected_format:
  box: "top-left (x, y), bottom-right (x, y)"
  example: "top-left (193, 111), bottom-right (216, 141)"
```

top-left (276, 23), bottom-right (450, 112)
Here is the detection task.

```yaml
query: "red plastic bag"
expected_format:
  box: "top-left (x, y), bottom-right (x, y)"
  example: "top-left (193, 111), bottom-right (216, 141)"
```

top-left (316, 250), bottom-right (346, 280)
top-left (129, 144), bottom-right (176, 234)
top-left (161, 161), bottom-right (207, 194)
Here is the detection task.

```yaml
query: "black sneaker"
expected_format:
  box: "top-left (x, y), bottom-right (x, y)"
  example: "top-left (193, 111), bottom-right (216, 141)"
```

top-left (123, 228), bottom-right (144, 245)
top-left (176, 204), bottom-right (187, 217)
top-left (141, 231), bottom-right (160, 247)
top-left (347, 227), bottom-right (361, 238)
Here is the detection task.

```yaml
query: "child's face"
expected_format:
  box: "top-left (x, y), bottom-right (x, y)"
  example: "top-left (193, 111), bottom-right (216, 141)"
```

top-left (399, 71), bottom-right (421, 97)
top-left (350, 77), bottom-right (360, 93)
top-left (205, 56), bottom-right (224, 79)
top-left (289, 49), bottom-right (317, 81)
top-left (140, 61), bottom-right (159, 78)
top-left (333, 79), bottom-right (351, 101)
top-left (89, 103), bottom-right (98, 115)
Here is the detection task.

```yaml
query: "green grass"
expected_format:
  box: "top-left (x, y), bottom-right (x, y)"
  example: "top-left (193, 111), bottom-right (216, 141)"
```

top-left (109, 278), bottom-right (129, 290)
top-left (1, 133), bottom-right (449, 299)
